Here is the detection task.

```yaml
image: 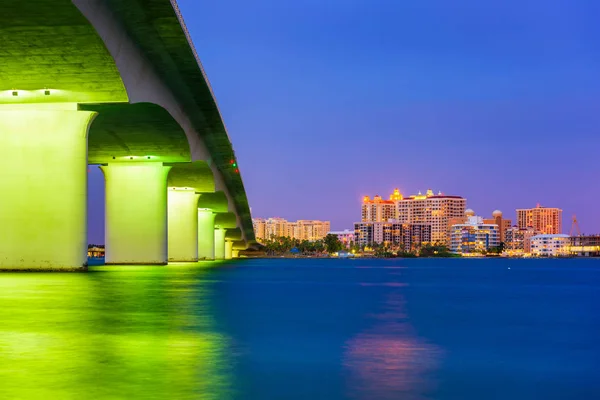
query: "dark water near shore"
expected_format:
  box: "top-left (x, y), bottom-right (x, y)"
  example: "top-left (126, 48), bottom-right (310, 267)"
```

top-left (1, 258), bottom-right (599, 399)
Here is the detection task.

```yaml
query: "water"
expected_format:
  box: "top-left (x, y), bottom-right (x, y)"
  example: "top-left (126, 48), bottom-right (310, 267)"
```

top-left (1, 258), bottom-right (599, 399)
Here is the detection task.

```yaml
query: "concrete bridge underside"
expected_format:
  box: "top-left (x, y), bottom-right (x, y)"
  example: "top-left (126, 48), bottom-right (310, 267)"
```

top-left (0, 0), bottom-right (255, 270)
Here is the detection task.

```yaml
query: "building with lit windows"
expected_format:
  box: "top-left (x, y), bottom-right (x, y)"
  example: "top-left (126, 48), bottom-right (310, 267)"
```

top-left (354, 221), bottom-right (431, 249)
top-left (450, 215), bottom-right (500, 254)
top-left (360, 188), bottom-right (465, 246)
top-left (361, 195), bottom-right (396, 222)
top-left (516, 205), bottom-right (562, 234)
top-left (530, 234), bottom-right (569, 256)
top-left (504, 226), bottom-right (538, 255)
top-left (395, 189), bottom-right (466, 245)
top-left (567, 235), bottom-right (600, 257)
top-left (252, 218), bottom-right (330, 242)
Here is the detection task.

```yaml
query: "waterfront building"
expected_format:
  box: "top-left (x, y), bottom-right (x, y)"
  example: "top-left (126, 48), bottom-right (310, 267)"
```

top-left (516, 205), bottom-right (562, 234)
top-left (530, 234), bottom-right (570, 256)
top-left (354, 221), bottom-right (431, 249)
top-left (328, 230), bottom-right (355, 248)
top-left (566, 235), bottom-right (600, 257)
top-left (450, 215), bottom-right (500, 254)
top-left (252, 218), bottom-right (330, 242)
top-left (504, 226), bottom-right (538, 255)
top-left (395, 189), bottom-right (466, 245)
top-left (483, 210), bottom-right (512, 243)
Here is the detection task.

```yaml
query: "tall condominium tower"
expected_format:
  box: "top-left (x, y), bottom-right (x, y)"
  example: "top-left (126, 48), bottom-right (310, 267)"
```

top-left (360, 188), bottom-right (466, 245)
top-left (516, 204), bottom-right (562, 234)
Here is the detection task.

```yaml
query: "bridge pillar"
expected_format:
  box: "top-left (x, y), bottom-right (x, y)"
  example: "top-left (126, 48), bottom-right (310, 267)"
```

top-left (225, 240), bottom-right (233, 260)
top-left (168, 189), bottom-right (200, 262)
top-left (198, 209), bottom-right (215, 260)
top-left (214, 228), bottom-right (226, 260)
top-left (101, 162), bottom-right (171, 265)
top-left (0, 105), bottom-right (95, 270)
top-left (232, 250), bottom-right (240, 259)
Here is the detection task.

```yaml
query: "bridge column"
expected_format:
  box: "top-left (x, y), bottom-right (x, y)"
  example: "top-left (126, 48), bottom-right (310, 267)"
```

top-left (101, 162), bottom-right (171, 265)
top-left (168, 189), bottom-right (200, 262)
top-left (225, 240), bottom-right (233, 260)
top-left (214, 228), bottom-right (226, 260)
top-left (0, 105), bottom-right (95, 270)
top-left (198, 209), bottom-right (215, 260)
top-left (232, 250), bottom-right (240, 259)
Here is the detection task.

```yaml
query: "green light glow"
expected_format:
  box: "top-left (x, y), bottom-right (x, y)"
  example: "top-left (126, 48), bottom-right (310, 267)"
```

top-left (0, 266), bottom-right (234, 398)
top-left (168, 189), bottom-right (201, 262)
top-left (198, 210), bottom-right (216, 260)
top-left (101, 163), bottom-right (172, 265)
top-left (0, 106), bottom-right (95, 270)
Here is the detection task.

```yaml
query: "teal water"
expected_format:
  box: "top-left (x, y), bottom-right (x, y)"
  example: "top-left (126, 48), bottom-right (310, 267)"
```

top-left (0, 258), bottom-right (598, 399)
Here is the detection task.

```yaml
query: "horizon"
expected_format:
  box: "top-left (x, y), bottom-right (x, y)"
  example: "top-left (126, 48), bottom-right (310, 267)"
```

top-left (86, 0), bottom-right (600, 242)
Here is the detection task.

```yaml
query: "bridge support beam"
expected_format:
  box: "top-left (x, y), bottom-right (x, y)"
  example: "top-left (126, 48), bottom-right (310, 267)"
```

top-left (0, 106), bottom-right (95, 270)
top-left (168, 189), bottom-right (200, 262)
top-left (198, 209), bottom-right (215, 260)
top-left (214, 228), bottom-right (226, 260)
top-left (225, 240), bottom-right (233, 260)
top-left (101, 162), bottom-right (171, 265)
top-left (232, 250), bottom-right (240, 259)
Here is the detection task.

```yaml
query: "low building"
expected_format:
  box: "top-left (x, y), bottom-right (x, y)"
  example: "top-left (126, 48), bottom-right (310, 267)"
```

top-left (450, 216), bottom-right (500, 254)
top-left (530, 234), bottom-right (570, 256)
top-left (504, 226), bottom-right (538, 255)
top-left (328, 230), bottom-right (355, 248)
top-left (566, 235), bottom-right (600, 257)
top-left (354, 221), bottom-right (431, 249)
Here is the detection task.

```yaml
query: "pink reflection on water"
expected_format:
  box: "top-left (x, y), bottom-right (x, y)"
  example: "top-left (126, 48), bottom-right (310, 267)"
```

top-left (343, 294), bottom-right (442, 400)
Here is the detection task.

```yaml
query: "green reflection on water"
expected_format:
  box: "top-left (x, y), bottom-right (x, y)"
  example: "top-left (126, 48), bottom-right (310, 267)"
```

top-left (0, 263), bottom-right (234, 399)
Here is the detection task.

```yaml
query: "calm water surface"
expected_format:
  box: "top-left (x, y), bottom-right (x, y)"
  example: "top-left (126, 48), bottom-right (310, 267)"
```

top-left (1, 258), bottom-right (599, 399)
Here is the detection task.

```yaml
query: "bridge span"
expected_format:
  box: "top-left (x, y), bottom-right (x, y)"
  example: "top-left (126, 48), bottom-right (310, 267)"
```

top-left (0, 0), bottom-right (255, 270)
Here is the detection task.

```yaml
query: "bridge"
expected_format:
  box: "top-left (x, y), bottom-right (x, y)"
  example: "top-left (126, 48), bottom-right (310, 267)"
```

top-left (0, 0), bottom-right (255, 270)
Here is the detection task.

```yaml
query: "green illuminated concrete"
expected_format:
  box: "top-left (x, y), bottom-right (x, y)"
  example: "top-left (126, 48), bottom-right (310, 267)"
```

top-left (232, 250), bottom-right (240, 258)
top-left (168, 189), bottom-right (200, 262)
top-left (214, 229), bottom-right (226, 261)
top-left (198, 210), bottom-right (216, 260)
top-left (225, 241), bottom-right (233, 260)
top-left (0, 105), bottom-right (95, 270)
top-left (102, 163), bottom-right (171, 265)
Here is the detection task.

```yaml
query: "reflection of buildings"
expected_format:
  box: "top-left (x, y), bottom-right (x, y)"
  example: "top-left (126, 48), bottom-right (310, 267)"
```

top-left (354, 222), bottom-right (431, 249)
top-left (343, 293), bottom-right (440, 399)
top-left (361, 189), bottom-right (466, 245)
top-left (516, 205), bottom-right (562, 234)
top-left (252, 218), bottom-right (331, 242)
top-left (449, 215), bottom-right (500, 254)
top-left (530, 234), bottom-right (569, 256)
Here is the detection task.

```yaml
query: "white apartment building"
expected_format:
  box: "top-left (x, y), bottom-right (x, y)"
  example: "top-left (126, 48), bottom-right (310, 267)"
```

top-left (530, 234), bottom-right (569, 256)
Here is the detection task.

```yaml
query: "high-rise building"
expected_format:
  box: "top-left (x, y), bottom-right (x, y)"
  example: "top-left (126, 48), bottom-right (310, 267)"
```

top-left (361, 195), bottom-right (395, 222)
top-left (449, 215), bottom-right (500, 254)
top-left (360, 188), bottom-right (466, 245)
top-left (395, 189), bottom-right (466, 245)
top-left (516, 205), bottom-right (562, 234)
top-left (252, 218), bottom-right (330, 242)
top-left (483, 210), bottom-right (512, 243)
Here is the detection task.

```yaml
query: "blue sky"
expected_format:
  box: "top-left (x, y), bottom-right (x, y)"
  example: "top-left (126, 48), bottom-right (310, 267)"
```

top-left (88, 0), bottom-right (600, 242)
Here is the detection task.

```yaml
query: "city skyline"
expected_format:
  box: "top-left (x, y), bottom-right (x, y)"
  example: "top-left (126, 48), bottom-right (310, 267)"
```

top-left (87, 0), bottom-right (600, 243)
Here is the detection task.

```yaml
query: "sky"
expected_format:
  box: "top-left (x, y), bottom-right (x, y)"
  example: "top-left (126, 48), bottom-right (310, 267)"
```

top-left (88, 0), bottom-right (600, 243)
